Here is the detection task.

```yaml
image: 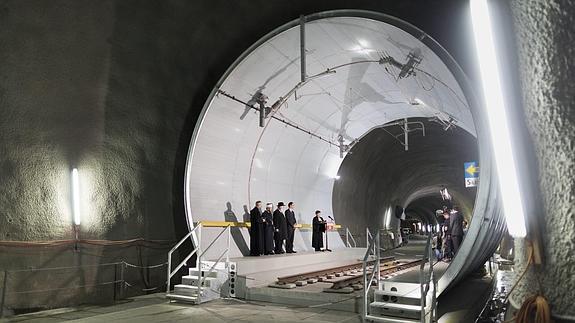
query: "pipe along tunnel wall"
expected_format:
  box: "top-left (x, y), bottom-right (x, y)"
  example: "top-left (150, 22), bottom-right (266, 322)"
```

top-left (185, 11), bottom-right (505, 295)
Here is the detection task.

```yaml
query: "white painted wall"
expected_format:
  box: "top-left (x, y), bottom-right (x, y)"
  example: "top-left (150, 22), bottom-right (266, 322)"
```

top-left (186, 16), bottom-right (473, 258)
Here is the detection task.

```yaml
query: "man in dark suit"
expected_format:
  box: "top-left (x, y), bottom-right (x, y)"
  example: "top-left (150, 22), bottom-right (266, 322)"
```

top-left (273, 202), bottom-right (287, 254)
top-left (262, 203), bottom-right (275, 255)
top-left (284, 202), bottom-right (297, 253)
top-left (450, 207), bottom-right (464, 255)
top-left (249, 201), bottom-right (264, 256)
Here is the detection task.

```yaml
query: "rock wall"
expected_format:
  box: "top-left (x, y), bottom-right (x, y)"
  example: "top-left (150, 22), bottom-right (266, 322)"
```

top-left (509, 0), bottom-right (575, 319)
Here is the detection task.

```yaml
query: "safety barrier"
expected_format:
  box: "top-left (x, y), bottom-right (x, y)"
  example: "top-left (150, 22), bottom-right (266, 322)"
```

top-left (345, 227), bottom-right (357, 248)
top-left (0, 260), bottom-right (167, 318)
top-left (362, 228), bottom-right (381, 321)
top-left (420, 232), bottom-right (437, 322)
top-left (166, 222), bottom-right (232, 303)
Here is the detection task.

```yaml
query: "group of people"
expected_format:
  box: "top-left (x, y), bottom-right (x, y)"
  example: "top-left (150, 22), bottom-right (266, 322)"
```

top-left (432, 206), bottom-right (467, 262)
top-left (249, 201), bottom-right (328, 256)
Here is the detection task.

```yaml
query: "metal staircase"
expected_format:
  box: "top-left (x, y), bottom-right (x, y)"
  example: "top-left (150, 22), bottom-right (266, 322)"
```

top-left (166, 223), bottom-right (236, 304)
top-left (363, 231), bottom-right (437, 323)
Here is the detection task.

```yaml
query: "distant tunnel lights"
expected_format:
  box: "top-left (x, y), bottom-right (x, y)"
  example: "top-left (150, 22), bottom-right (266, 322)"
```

top-left (72, 168), bottom-right (81, 226)
top-left (470, 0), bottom-right (527, 237)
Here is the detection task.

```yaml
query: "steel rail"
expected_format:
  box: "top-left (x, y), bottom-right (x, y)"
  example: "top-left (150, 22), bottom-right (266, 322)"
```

top-left (276, 256), bottom-right (396, 285)
top-left (330, 259), bottom-right (423, 290)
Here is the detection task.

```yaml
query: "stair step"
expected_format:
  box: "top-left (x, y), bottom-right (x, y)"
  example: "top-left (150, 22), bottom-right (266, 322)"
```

top-left (181, 275), bottom-right (217, 287)
top-left (374, 293), bottom-right (422, 306)
top-left (200, 260), bottom-right (228, 271)
top-left (382, 282), bottom-right (422, 295)
top-left (174, 284), bottom-right (204, 297)
top-left (369, 302), bottom-right (422, 320)
top-left (166, 293), bottom-right (199, 304)
top-left (175, 284), bottom-right (204, 291)
top-left (188, 269), bottom-right (219, 278)
top-left (364, 314), bottom-right (420, 323)
top-left (374, 287), bottom-right (431, 307)
top-left (375, 287), bottom-right (421, 299)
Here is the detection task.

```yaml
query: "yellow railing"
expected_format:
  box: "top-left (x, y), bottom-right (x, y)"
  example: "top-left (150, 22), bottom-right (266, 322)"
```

top-left (196, 221), bottom-right (341, 229)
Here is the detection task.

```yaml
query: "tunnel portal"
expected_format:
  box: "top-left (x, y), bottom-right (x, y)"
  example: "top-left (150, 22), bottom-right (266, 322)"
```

top-left (184, 10), bottom-right (505, 294)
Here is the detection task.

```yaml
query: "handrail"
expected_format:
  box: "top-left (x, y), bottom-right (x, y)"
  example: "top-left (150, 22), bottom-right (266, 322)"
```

top-left (198, 224), bottom-right (230, 259)
top-left (366, 228), bottom-right (373, 249)
top-left (419, 231), bottom-right (436, 322)
top-left (345, 228), bottom-right (357, 248)
top-left (167, 224), bottom-right (202, 293)
top-left (196, 224), bottom-right (231, 301)
top-left (197, 220), bottom-right (341, 229)
top-left (362, 230), bottom-right (380, 321)
top-left (167, 223), bottom-right (233, 303)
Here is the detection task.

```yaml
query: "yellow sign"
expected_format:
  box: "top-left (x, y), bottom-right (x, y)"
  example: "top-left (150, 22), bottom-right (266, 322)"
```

top-left (466, 163), bottom-right (478, 176)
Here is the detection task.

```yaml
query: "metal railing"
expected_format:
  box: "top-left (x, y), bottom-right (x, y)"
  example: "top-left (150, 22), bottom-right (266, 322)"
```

top-left (366, 228), bottom-right (376, 253)
top-left (419, 232), bottom-right (437, 322)
top-left (1, 260), bottom-right (167, 318)
top-left (167, 223), bottom-right (201, 293)
top-left (166, 222), bottom-right (231, 302)
top-left (362, 230), bottom-right (380, 321)
top-left (345, 228), bottom-right (357, 248)
top-left (196, 224), bottom-right (231, 294)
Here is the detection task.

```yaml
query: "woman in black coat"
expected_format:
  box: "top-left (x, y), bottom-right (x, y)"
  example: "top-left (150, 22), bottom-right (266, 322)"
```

top-left (312, 210), bottom-right (325, 251)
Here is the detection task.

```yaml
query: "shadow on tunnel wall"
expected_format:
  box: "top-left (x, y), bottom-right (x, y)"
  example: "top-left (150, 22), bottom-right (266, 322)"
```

top-left (224, 202), bottom-right (250, 256)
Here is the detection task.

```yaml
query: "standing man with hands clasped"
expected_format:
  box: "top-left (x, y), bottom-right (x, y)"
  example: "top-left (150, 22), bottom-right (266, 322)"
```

top-left (284, 202), bottom-right (297, 253)
top-left (249, 201), bottom-right (264, 256)
top-left (273, 202), bottom-right (288, 254)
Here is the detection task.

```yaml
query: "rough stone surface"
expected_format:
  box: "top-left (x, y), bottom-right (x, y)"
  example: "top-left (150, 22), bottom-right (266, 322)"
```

top-left (510, 0), bottom-right (575, 318)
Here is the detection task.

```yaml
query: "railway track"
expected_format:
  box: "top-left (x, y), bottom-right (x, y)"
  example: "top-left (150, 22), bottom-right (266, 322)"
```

top-left (276, 256), bottom-right (396, 285)
top-left (329, 259), bottom-right (423, 289)
top-left (274, 256), bottom-right (423, 291)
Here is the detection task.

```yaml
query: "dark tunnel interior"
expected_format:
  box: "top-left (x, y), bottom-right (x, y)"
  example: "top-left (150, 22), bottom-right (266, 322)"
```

top-left (333, 119), bottom-right (478, 236)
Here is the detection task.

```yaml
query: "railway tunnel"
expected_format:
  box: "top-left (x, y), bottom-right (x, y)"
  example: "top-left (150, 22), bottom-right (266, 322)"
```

top-left (1, 1), bottom-right (573, 321)
top-left (184, 10), bottom-right (504, 296)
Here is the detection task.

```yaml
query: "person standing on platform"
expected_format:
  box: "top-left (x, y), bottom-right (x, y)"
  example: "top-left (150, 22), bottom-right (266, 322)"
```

top-left (249, 201), bottom-right (264, 256)
top-left (285, 202), bottom-right (297, 253)
top-left (262, 203), bottom-right (275, 255)
top-left (312, 210), bottom-right (326, 251)
top-left (442, 211), bottom-right (452, 262)
top-left (273, 202), bottom-right (287, 254)
top-left (450, 207), bottom-right (464, 255)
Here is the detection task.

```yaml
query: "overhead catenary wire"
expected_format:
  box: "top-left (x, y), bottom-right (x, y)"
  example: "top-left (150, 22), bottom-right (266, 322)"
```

top-left (217, 90), bottom-right (338, 146)
top-left (218, 52), bottom-right (466, 154)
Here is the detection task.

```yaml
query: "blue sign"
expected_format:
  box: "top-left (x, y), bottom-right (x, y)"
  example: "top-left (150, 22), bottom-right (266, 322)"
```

top-left (464, 162), bottom-right (479, 187)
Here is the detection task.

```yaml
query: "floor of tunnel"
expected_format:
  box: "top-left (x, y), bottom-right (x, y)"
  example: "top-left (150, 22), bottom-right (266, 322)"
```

top-left (5, 241), bottom-right (495, 322)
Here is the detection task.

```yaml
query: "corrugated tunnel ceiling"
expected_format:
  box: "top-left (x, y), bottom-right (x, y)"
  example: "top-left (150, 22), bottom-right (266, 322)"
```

top-left (185, 10), bottom-right (505, 294)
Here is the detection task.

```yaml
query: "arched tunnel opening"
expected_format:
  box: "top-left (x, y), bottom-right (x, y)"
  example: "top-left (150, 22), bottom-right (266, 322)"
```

top-left (185, 10), bottom-right (505, 295)
top-left (333, 118), bottom-right (478, 240)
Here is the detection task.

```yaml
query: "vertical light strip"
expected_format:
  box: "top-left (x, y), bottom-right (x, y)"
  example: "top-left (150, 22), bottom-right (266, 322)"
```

top-left (385, 207), bottom-right (392, 229)
top-left (470, 0), bottom-right (526, 237)
top-left (72, 168), bottom-right (81, 226)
